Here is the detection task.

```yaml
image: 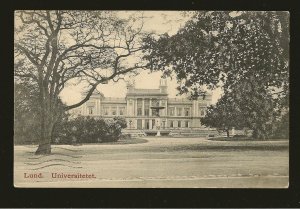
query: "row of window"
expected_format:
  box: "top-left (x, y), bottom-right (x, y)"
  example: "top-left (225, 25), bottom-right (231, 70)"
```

top-left (169, 120), bottom-right (189, 128)
top-left (168, 107), bottom-right (206, 117)
top-left (103, 107), bottom-right (125, 116)
top-left (87, 106), bottom-right (205, 117)
top-left (137, 108), bottom-right (161, 116)
top-left (87, 107), bottom-right (125, 116)
top-left (168, 107), bottom-right (190, 116)
top-left (130, 98), bottom-right (166, 106)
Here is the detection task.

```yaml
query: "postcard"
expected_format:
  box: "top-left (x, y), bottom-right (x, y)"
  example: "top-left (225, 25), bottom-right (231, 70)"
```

top-left (14, 10), bottom-right (289, 188)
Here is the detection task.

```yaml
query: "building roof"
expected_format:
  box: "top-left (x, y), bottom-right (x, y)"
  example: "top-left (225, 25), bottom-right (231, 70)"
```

top-left (83, 89), bottom-right (105, 98)
top-left (126, 88), bottom-right (168, 96)
top-left (168, 98), bottom-right (193, 105)
top-left (102, 97), bottom-right (126, 104)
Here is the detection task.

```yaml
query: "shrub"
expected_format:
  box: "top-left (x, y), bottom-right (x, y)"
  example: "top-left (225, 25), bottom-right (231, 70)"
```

top-left (52, 116), bottom-right (127, 144)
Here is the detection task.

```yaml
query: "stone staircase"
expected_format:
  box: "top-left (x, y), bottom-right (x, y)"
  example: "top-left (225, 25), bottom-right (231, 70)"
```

top-left (169, 129), bottom-right (223, 138)
top-left (122, 128), bottom-right (240, 138)
top-left (121, 129), bottom-right (147, 138)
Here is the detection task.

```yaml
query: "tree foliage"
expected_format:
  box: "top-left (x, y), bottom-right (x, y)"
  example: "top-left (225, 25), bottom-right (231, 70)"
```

top-left (201, 78), bottom-right (278, 139)
top-left (14, 11), bottom-right (150, 154)
top-left (144, 11), bottom-right (288, 100)
top-left (14, 82), bottom-right (69, 144)
top-left (143, 11), bottom-right (289, 139)
top-left (200, 93), bottom-right (246, 137)
top-left (14, 82), bottom-right (40, 144)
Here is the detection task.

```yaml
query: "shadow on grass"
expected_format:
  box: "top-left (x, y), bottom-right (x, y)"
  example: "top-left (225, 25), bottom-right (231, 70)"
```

top-left (79, 138), bottom-right (149, 146)
top-left (163, 144), bottom-right (289, 152)
top-left (102, 138), bottom-right (149, 145)
top-left (208, 137), bottom-right (289, 142)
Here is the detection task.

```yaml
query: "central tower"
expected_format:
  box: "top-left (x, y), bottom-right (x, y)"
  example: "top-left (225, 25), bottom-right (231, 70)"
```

top-left (159, 78), bottom-right (167, 93)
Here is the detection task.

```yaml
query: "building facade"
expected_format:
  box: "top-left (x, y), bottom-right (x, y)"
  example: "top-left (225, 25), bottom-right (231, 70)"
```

top-left (73, 79), bottom-right (212, 130)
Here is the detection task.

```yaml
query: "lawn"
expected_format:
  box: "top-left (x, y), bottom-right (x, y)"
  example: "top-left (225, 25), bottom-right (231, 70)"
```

top-left (14, 137), bottom-right (289, 188)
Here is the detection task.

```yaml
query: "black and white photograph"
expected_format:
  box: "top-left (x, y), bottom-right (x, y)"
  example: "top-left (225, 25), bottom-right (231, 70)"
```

top-left (14, 10), bottom-right (289, 188)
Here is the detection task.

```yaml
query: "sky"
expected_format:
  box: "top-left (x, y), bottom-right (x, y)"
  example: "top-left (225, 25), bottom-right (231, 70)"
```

top-left (59, 11), bottom-right (222, 105)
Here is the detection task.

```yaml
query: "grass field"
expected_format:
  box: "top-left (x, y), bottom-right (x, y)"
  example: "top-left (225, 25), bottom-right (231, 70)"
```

top-left (14, 137), bottom-right (289, 188)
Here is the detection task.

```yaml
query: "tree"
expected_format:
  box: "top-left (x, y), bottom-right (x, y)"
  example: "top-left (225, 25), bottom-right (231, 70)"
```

top-left (14, 11), bottom-right (150, 154)
top-left (14, 82), bottom-right (40, 144)
top-left (143, 11), bottom-right (289, 138)
top-left (202, 78), bottom-right (278, 139)
top-left (201, 93), bottom-right (246, 137)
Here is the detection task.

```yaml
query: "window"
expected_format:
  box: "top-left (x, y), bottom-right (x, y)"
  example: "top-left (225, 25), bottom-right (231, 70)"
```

top-left (199, 104), bottom-right (206, 116)
top-left (119, 107), bottom-right (125, 115)
top-left (144, 109), bottom-right (149, 116)
top-left (88, 107), bottom-right (94, 115)
top-left (169, 107), bottom-right (175, 116)
top-left (161, 100), bottom-right (166, 106)
top-left (144, 99), bottom-right (150, 116)
top-left (178, 121), bottom-right (181, 128)
top-left (185, 121), bottom-right (189, 128)
top-left (112, 107), bottom-right (117, 115)
top-left (152, 109), bottom-right (158, 116)
top-left (103, 107), bottom-right (109, 115)
top-left (152, 98), bottom-right (159, 107)
top-left (170, 120), bottom-right (174, 128)
top-left (177, 107), bottom-right (182, 116)
top-left (184, 108), bottom-right (190, 116)
top-left (137, 98), bottom-right (142, 116)
top-left (145, 119), bottom-right (150, 129)
top-left (137, 108), bottom-right (142, 116)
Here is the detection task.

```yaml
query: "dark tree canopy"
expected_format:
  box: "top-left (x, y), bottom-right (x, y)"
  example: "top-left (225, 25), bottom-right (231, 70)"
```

top-left (143, 11), bottom-right (289, 102)
top-left (200, 93), bottom-right (246, 137)
top-left (143, 11), bottom-right (289, 139)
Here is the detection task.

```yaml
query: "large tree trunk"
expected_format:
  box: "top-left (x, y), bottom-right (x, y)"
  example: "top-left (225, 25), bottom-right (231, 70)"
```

top-left (35, 118), bottom-right (54, 155)
top-left (35, 93), bottom-right (56, 155)
top-left (35, 142), bottom-right (51, 155)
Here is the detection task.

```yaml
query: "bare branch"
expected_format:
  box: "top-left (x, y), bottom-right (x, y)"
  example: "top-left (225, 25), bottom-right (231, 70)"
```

top-left (15, 43), bottom-right (40, 67)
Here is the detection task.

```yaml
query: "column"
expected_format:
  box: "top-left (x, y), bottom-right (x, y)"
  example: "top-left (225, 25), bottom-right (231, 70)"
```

top-left (142, 119), bottom-right (145, 129)
top-left (126, 99), bottom-right (129, 116)
top-left (98, 100), bottom-right (101, 115)
top-left (149, 119), bottom-right (152, 129)
top-left (135, 99), bottom-right (137, 116)
top-left (193, 100), bottom-right (197, 117)
top-left (95, 100), bottom-right (98, 115)
top-left (165, 99), bottom-right (168, 117)
top-left (142, 99), bottom-right (145, 116)
top-left (149, 98), bottom-right (152, 116)
top-left (196, 100), bottom-right (199, 116)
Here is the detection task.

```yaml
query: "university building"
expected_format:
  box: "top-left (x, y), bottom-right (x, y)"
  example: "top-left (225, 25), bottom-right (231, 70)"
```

top-left (72, 79), bottom-right (212, 131)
